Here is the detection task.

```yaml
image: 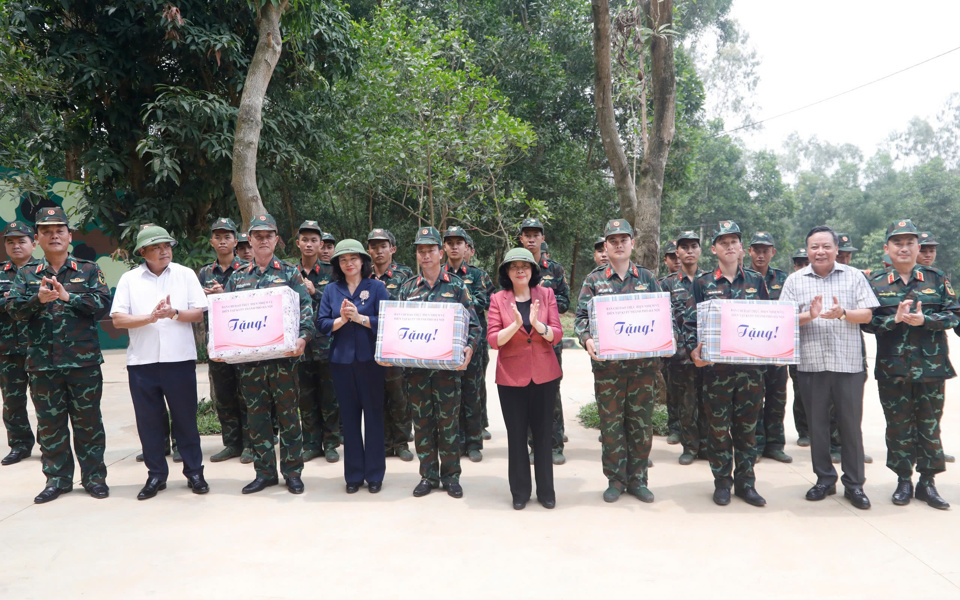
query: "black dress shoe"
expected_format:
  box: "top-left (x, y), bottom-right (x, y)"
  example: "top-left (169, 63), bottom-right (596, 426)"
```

top-left (86, 482), bottom-right (110, 499)
top-left (368, 481), bottom-right (382, 494)
top-left (539, 498), bottom-right (556, 509)
top-left (443, 481), bottom-right (463, 498)
top-left (805, 483), bottom-right (837, 501)
top-left (916, 483), bottom-right (950, 510)
top-left (137, 477), bottom-right (165, 500)
top-left (713, 487), bottom-right (731, 506)
top-left (1, 447), bottom-right (31, 466)
top-left (891, 480), bottom-right (913, 506)
top-left (844, 487), bottom-right (871, 509)
top-left (186, 474), bottom-right (209, 494)
top-left (412, 479), bottom-right (435, 497)
top-left (241, 476), bottom-right (279, 494)
top-left (346, 482), bottom-right (363, 494)
top-left (735, 487), bottom-right (766, 507)
top-left (34, 485), bottom-right (72, 504)
top-left (285, 476), bottom-right (305, 494)
top-left (513, 500), bottom-right (527, 510)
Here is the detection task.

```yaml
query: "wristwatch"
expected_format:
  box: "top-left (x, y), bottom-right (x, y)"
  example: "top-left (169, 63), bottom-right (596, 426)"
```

top-left (172, 309), bottom-right (180, 321)
top-left (839, 309), bottom-right (846, 321)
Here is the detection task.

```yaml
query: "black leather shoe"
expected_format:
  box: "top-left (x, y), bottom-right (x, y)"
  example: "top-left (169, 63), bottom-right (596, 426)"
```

top-left (285, 476), bottom-right (305, 494)
top-left (713, 487), bottom-right (731, 506)
top-left (1, 447), bottom-right (31, 465)
top-left (539, 498), bottom-right (556, 509)
top-left (513, 500), bottom-right (527, 510)
top-left (186, 474), bottom-right (209, 494)
top-left (241, 476), bottom-right (279, 494)
top-left (735, 487), bottom-right (766, 507)
top-left (346, 482), bottom-right (363, 494)
top-left (412, 479), bottom-right (436, 497)
top-left (891, 480), bottom-right (913, 506)
top-left (916, 483), bottom-right (950, 510)
top-left (844, 487), bottom-right (871, 510)
top-left (34, 484), bottom-right (72, 504)
top-left (368, 481), bottom-right (382, 494)
top-left (443, 481), bottom-right (463, 498)
top-left (805, 483), bottom-right (837, 501)
top-left (137, 477), bottom-right (165, 500)
top-left (86, 482), bottom-right (109, 499)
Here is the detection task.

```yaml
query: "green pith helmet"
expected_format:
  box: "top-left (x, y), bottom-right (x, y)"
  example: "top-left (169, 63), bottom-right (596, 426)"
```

top-left (331, 238), bottom-right (370, 260)
top-left (499, 247), bottom-right (540, 272)
top-left (135, 225), bottom-right (177, 252)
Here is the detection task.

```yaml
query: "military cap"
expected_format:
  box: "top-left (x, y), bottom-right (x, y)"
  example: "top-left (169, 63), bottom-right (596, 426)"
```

top-left (594, 236), bottom-right (606, 250)
top-left (837, 233), bottom-right (858, 252)
top-left (463, 232), bottom-right (475, 248)
top-left (384, 229), bottom-right (398, 246)
top-left (919, 231), bottom-right (939, 246)
top-left (298, 220), bottom-right (323, 235)
top-left (792, 247), bottom-right (808, 260)
top-left (321, 231), bottom-right (336, 243)
top-left (604, 218), bottom-right (634, 238)
top-left (237, 232), bottom-right (250, 244)
top-left (211, 217), bottom-right (238, 233)
top-left (443, 225), bottom-right (468, 240)
top-left (3, 221), bottom-right (33, 237)
top-left (35, 206), bottom-right (70, 228)
top-left (135, 224), bottom-right (177, 252)
top-left (885, 219), bottom-right (919, 241)
top-left (749, 231), bottom-right (775, 247)
top-left (663, 240), bottom-right (677, 255)
top-left (414, 226), bottom-right (442, 246)
top-left (248, 214), bottom-right (278, 232)
top-left (367, 228), bottom-right (391, 242)
top-left (676, 230), bottom-right (700, 243)
top-left (519, 217), bottom-right (545, 233)
top-left (712, 220), bottom-right (741, 244)
top-left (331, 238), bottom-right (370, 260)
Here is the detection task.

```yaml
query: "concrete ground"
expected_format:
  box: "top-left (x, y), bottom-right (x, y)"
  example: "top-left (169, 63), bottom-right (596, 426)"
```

top-left (1, 339), bottom-right (959, 599)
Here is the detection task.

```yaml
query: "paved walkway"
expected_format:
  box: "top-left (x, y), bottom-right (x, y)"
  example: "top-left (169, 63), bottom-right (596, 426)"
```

top-left (1, 340), bottom-right (959, 598)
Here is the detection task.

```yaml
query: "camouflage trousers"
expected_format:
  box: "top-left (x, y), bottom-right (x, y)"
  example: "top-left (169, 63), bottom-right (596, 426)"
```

top-left (668, 359), bottom-right (701, 455)
top-left (592, 359), bottom-right (657, 489)
top-left (791, 365), bottom-right (841, 449)
top-left (529, 346), bottom-right (565, 452)
top-left (406, 369), bottom-right (462, 485)
top-left (458, 355), bottom-right (484, 454)
top-left (756, 365), bottom-right (788, 453)
top-left (236, 360), bottom-right (303, 479)
top-left (661, 359), bottom-right (678, 435)
top-left (30, 366), bottom-right (106, 489)
top-left (298, 359), bottom-right (342, 453)
top-left (209, 360), bottom-right (249, 451)
top-left (877, 379), bottom-right (946, 481)
top-left (383, 366), bottom-right (411, 454)
top-left (703, 365), bottom-right (763, 490)
top-left (1, 354), bottom-right (34, 450)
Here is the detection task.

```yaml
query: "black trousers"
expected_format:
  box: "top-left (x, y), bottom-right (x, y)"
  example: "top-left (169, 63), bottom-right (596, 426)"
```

top-left (331, 360), bottom-right (386, 485)
top-left (128, 361), bottom-right (203, 481)
top-left (797, 371), bottom-right (865, 489)
top-left (499, 379), bottom-right (558, 503)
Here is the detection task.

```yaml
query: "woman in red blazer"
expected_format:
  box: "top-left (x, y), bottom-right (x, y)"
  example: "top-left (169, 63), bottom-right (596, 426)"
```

top-left (487, 248), bottom-right (563, 510)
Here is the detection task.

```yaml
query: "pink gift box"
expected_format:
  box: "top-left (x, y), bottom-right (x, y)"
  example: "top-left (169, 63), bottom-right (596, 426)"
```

top-left (207, 287), bottom-right (301, 364)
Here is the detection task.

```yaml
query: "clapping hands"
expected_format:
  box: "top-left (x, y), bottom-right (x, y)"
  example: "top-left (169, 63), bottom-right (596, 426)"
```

top-left (894, 299), bottom-right (924, 326)
top-left (38, 277), bottom-right (69, 304)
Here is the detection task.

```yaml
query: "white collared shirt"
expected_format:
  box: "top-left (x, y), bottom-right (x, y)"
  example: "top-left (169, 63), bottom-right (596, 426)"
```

top-left (110, 262), bottom-right (208, 366)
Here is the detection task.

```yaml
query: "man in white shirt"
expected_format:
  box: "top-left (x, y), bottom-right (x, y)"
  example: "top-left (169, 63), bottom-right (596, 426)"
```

top-left (111, 225), bottom-right (209, 500)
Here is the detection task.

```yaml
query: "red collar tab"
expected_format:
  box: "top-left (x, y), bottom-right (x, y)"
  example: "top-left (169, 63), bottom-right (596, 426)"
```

top-left (70, 261), bottom-right (78, 271)
top-left (3, 263), bottom-right (10, 271)
top-left (387, 269), bottom-right (393, 278)
top-left (541, 258), bottom-right (549, 268)
top-left (35, 263), bottom-right (44, 274)
top-left (631, 265), bottom-right (639, 277)
top-left (917, 269), bottom-right (924, 282)
top-left (604, 267), bottom-right (612, 279)
top-left (416, 275), bottom-right (423, 286)
top-left (888, 272), bottom-right (895, 284)
top-left (272, 260), bottom-right (281, 270)
top-left (442, 272), bottom-right (450, 282)
top-left (232, 259), bottom-right (242, 270)
top-left (714, 267), bottom-right (722, 280)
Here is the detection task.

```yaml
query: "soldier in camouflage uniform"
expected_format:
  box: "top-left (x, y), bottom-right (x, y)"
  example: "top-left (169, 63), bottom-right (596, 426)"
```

top-left (575, 219), bottom-right (662, 503)
top-left (297, 220), bottom-right (342, 463)
top-left (864, 220), bottom-right (958, 509)
top-left (443, 226), bottom-right (494, 463)
top-left (319, 231), bottom-right (336, 265)
top-left (223, 214), bottom-right (315, 495)
top-left (687, 221), bottom-right (769, 507)
top-left (519, 218), bottom-right (570, 464)
top-left (593, 237), bottom-right (608, 267)
top-left (463, 231), bottom-right (493, 441)
top-left (368, 228), bottom-right (414, 461)
top-left (235, 231), bottom-right (254, 262)
top-left (197, 218), bottom-right (252, 463)
top-left (9, 207), bottom-right (111, 503)
top-left (747, 232), bottom-right (793, 464)
top-left (0, 221), bottom-right (37, 466)
top-left (659, 240), bottom-right (680, 445)
top-left (397, 227), bottom-right (481, 499)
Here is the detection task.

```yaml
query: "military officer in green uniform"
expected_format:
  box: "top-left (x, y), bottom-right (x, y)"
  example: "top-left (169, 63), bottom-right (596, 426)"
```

top-left (747, 231), bottom-right (793, 464)
top-left (0, 221), bottom-right (37, 466)
top-left (575, 219), bottom-right (662, 503)
top-left (461, 231), bottom-right (492, 440)
top-left (396, 226), bottom-right (481, 499)
top-left (9, 207), bottom-right (111, 503)
top-left (688, 221), bottom-right (769, 507)
top-left (864, 220), bottom-right (958, 509)
top-left (222, 214), bottom-right (315, 495)
top-left (659, 239), bottom-right (681, 444)
top-left (593, 237), bottom-right (608, 267)
top-left (368, 228), bottom-right (414, 461)
top-left (443, 225), bottom-right (494, 463)
top-left (235, 231), bottom-right (254, 262)
top-left (662, 240), bottom-right (680, 278)
top-left (319, 231), bottom-right (336, 265)
top-left (296, 220), bottom-right (341, 463)
top-left (519, 217), bottom-right (570, 464)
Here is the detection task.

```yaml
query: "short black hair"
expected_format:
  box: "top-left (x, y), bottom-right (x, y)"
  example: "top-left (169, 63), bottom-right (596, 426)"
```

top-left (806, 225), bottom-right (839, 246)
top-left (331, 254), bottom-right (374, 282)
top-left (498, 261), bottom-right (542, 290)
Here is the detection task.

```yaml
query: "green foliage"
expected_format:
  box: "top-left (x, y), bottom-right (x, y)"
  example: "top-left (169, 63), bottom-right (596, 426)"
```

top-left (577, 401), bottom-right (669, 436)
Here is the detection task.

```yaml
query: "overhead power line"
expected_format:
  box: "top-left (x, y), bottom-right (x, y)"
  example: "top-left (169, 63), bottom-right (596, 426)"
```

top-left (716, 44), bottom-right (960, 137)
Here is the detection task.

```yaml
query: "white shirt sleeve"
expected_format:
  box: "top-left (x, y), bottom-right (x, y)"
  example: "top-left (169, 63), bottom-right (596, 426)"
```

top-left (183, 267), bottom-right (209, 310)
top-left (854, 270), bottom-right (880, 309)
top-left (109, 271), bottom-right (133, 315)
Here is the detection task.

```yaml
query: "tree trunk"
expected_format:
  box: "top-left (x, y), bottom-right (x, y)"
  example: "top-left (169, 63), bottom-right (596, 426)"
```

top-left (231, 1), bottom-right (288, 228)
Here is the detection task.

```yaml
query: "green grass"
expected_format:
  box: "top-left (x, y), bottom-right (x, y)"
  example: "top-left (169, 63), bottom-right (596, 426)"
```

top-left (196, 398), bottom-right (221, 436)
top-left (577, 401), bottom-right (670, 437)
top-left (559, 312), bottom-right (575, 338)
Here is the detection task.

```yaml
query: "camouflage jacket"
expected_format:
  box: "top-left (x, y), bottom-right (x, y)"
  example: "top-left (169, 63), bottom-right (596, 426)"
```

top-left (863, 265), bottom-right (959, 381)
top-left (197, 257), bottom-right (246, 290)
top-left (299, 260), bottom-right (333, 361)
top-left (372, 265), bottom-right (412, 300)
top-left (682, 267), bottom-right (770, 352)
top-left (390, 261), bottom-right (414, 280)
top-left (574, 262), bottom-right (664, 364)
top-left (759, 267), bottom-right (788, 300)
top-left (0, 260), bottom-right (36, 356)
top-left (8, 255), bottom-right (111, 371)
top-left (659, 268), bottom-right (704, 358)
top-left (444, 261), bottom-right (494, 329)
top-left (538, 256), bottom-right (570, 314)
top-left (225, 255), bottom-right (315, 343)
top-left (397, 271), bottom-right (482, 355)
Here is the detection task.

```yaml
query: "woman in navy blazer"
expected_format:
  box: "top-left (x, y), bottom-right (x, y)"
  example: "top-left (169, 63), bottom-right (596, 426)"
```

top-left (317, 239), bottom-right (389, 493)
top-left (487, 248), bottom-right (563, 510)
